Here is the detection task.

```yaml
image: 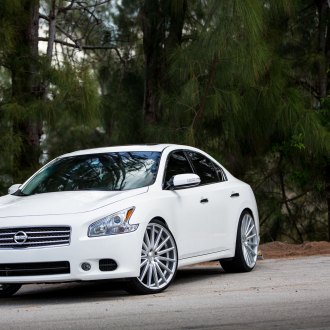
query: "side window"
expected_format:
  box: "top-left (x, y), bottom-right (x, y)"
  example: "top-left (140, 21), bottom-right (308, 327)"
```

top-left (187, 151), bottom-right (219, 185)
top-left (164, 151), bottom-right (194, 185)
top-left (213, 163), bottom-right (227, 182)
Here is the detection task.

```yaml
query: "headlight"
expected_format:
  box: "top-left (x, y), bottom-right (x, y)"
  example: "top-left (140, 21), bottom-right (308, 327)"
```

top-left (88, 207), bottom-right (138, 237)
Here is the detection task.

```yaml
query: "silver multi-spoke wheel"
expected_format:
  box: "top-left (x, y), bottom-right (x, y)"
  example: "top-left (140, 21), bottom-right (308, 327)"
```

top-left (241, 213), bottom-right (258, 268)
top-left (137, 222), bottom-right (177, 291)
top-left (220, 211), bottom-right (258, 273)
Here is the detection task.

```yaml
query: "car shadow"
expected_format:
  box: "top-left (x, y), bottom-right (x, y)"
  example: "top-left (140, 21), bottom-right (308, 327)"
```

top-left (174, 264), bottom-right (224, 286)
top-left (0, 265), bottom-right (226, 305)
top-left (0, 280), bottom-right (129, 305)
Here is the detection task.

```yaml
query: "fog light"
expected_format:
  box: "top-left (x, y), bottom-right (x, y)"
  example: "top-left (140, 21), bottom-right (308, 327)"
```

top-left (81, 262), bottom-right (91, 271)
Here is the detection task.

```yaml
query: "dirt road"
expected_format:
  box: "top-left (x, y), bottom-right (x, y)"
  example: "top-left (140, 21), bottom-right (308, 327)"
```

top-left (1, 256), bottom-right (329, 329)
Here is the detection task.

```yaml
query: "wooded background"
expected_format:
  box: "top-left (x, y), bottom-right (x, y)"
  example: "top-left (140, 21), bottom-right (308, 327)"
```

top-left (0, 0), bottom-right (329, 243)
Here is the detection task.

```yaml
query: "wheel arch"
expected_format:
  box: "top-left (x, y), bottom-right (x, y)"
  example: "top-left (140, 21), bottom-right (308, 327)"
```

top-left (242, 207), bottom-right (253, 217)
top-left (149, 216), bottom-right (168, 228)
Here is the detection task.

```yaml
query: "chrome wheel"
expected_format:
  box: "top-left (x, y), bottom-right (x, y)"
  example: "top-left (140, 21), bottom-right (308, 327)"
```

top-left (241, 213), bottom-right (258, 268)
top-left (220, 210), bottom-right (258, 273)
top-left (138, 222), bottom-right (177, 290)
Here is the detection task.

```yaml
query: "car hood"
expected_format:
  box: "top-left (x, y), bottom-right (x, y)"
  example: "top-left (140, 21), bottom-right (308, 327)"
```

top-left (0, 187), bottom-right (148, 217)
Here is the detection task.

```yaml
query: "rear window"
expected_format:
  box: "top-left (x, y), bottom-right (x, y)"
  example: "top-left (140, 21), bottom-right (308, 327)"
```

top-left (187, 151), bottom-right (219, 185)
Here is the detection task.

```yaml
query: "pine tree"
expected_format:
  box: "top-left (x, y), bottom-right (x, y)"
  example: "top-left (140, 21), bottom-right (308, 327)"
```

top-left (0, 0), bottom-right (103, 191)
top-left (160, 0), bottom-right (330, 241)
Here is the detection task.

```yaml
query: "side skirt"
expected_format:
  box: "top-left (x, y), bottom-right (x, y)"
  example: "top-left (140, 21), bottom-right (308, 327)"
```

top-left (178, 249), bottom-right (234, 268)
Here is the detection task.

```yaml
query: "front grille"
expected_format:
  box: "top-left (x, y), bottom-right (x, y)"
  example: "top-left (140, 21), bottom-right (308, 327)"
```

top-left (0, 226), bottom-right (71, 249)
top-left (0, 261), bottom-right (70, 276)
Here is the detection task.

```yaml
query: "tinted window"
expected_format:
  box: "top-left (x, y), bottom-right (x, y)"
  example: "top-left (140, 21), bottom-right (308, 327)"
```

top-left (164, 151), bottom-right (194, 185)
top-left (20, 152), bottom-right (161, 195)
top-left (187, 151), bottom-right (219, 184)
top-left (213, 163), bottom-right (227, 182)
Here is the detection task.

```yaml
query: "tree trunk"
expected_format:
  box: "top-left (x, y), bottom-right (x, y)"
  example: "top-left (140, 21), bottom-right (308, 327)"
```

top-left (316, 0), bottom-right (329, 98)
top-left (10, 0), bottom-right (41, 172)
top-left (141, 0), bottom-right (164, 125)
top-left (46, 0), bottom-right (57, 61)
top-left (278, 156), bottom-right (304, 243)
top-left (326, 163), bottom-right (330, 241)
top-left (167, 1), bottom-right (187, 48)
top-left (316, 1), bottom-right (330, 240)
top-left (140, 0), bottom-right (187, 125)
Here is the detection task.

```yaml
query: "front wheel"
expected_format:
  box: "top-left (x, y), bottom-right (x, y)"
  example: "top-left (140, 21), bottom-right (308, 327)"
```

top-left (0, 284), bottom-right (22, 298)
top-left (127, 220), bottom-right (178, 294)
top-left (220, 211), bottom-right (258, 273)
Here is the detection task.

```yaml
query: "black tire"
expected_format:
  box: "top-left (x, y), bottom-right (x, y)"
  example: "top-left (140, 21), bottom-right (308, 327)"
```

top-left (126, 219), bottom-right (178, 295)
top-left (220, 210), bottom-right (258, 273)
top-left (0, 284), bottom-right (22, 298)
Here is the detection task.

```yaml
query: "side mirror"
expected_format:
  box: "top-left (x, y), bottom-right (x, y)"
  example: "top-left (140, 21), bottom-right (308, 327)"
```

top-left (169, 173), bottom-right (201, 189)
top-left (8, 184), bottom-right (21, 195)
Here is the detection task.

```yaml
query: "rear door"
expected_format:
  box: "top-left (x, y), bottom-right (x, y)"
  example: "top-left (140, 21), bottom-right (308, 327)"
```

top-left (186, 151), bottom-right (233, 252)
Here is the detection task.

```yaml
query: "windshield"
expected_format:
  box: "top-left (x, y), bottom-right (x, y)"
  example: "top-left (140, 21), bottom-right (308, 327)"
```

top-left (19, 151), bottom-right (161, 195)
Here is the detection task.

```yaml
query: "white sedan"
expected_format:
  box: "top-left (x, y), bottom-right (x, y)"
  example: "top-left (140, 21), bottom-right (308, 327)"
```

top-left (0, 144), bottom-right (259, 296)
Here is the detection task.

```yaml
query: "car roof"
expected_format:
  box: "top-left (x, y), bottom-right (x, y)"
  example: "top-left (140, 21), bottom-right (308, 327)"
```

top-left (59, 144), bottom-right (190, 157)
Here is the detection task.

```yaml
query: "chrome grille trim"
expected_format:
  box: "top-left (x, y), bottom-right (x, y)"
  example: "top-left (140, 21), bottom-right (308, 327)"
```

top-left (0, 226), bottom-right (71, 249)
top-left (0, 230), bottom-right (70, 235)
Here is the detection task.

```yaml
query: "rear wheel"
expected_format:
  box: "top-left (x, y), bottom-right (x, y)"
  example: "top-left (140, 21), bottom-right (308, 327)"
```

top-left (220, 211), bottom-right (258, 273)
top-left (0, 284), bottom-right (22, 298)
top-left (127, 220), bottom-right (178, 294)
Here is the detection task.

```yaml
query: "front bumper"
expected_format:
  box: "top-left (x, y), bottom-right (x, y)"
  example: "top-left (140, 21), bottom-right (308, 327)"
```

top-left (0, 226), bottom-right (143, 284)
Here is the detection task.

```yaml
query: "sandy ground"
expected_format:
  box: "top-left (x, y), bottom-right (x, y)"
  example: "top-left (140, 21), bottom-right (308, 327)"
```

top-left (259, 241), bottom-right (330, 259)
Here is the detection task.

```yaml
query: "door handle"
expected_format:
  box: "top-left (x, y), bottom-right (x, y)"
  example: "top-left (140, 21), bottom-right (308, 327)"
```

top-left (200, 198), bottom-right (209, 204)
top-left (230, 192), bottom-right (240, 198)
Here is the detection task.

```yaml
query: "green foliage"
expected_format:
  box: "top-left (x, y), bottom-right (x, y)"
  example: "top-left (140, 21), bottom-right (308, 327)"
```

top-left (0, 0), bottom-right (22, 53)
top-left (48, 63), bottom-right (100, 126)
top-left (159, 0), bottom-right (329, 242)
top-left (100, 67), bottom-right (144, 145)
top-left (0, 0), bottom-right (102, 193)
top-left (0, 0), bottom-right (329, 242)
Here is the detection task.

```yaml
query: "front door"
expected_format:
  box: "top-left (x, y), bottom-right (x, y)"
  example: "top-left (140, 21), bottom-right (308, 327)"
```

top-left (162, 150), bottom-right (230, 259)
